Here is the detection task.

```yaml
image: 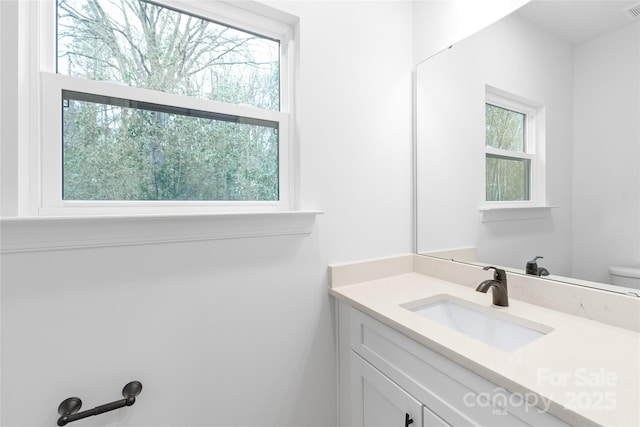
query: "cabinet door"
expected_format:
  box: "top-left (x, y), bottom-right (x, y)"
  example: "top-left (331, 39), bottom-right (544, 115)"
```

top-left (423, 406), bottom-right (450, 427)
top-left (351, 353), bottom-right (422, 427)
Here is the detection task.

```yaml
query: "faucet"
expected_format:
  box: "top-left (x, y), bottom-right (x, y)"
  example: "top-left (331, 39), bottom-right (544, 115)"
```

top-left (526, 256), bottom-right (550, 276)
top-left (476, 266), bottom-right (509, 307)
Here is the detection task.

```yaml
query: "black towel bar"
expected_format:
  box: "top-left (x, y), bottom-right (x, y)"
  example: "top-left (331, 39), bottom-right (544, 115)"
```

top-left (57, 381), bottom-right (142, 426)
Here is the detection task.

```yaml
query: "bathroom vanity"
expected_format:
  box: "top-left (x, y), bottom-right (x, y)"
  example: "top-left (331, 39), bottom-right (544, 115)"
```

top-left (330, 255), bottom-right (640, 427)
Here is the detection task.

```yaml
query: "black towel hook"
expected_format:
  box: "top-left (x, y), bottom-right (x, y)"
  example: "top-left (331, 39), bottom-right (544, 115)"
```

top-left (57, 381), bottom-right (142, 426)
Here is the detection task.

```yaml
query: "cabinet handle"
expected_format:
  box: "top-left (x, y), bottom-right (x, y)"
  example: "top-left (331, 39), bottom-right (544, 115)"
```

top-left (405, 413), bottom-right (413, 427)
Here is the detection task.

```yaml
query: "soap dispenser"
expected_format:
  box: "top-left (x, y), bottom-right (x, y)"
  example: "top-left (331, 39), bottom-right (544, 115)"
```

top-left (526, 256), bottom-right (544, 275)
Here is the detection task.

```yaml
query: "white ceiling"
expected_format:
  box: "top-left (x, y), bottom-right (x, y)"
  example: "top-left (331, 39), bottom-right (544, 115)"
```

top-left (516, 0), bottom-right (638, 45)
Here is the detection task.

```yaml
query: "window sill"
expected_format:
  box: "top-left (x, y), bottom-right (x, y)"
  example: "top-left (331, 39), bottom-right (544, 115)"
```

top-left (0, 211), bottom-right (321, 253)
top-left (479, 205), bottom-right (557, 223)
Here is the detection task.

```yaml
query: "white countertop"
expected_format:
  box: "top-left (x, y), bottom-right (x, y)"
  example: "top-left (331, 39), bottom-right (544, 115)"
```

top-left (330, 271), bottom-right (640, 427)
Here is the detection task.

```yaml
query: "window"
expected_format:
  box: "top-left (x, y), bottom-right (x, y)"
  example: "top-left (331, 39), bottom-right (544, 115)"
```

top-left (484, 87), bottom-right (544, 206)
top-left (39, 0), bottom-right (295, 215)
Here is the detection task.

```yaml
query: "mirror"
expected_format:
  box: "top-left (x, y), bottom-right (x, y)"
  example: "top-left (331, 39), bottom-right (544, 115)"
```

top-left (416, 1), bottom-right (639, 293)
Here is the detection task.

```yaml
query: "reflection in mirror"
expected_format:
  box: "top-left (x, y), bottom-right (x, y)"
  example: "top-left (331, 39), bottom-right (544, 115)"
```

top-left (416, 1), bottom-right (639, 294)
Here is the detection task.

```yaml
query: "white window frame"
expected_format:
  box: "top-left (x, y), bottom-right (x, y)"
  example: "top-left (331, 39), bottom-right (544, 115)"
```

top-left (483, 86), bottom-right (546, 209)
top-left (36, 0), bottom-right (297, 216)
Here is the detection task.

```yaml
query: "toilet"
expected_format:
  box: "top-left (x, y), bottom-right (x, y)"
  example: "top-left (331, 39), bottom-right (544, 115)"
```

top-left (609, 266), bottom-right (640, 289)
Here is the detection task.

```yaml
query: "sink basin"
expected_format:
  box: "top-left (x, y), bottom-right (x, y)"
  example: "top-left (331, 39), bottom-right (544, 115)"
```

top-left (402, 295), bottom-right (552, 352)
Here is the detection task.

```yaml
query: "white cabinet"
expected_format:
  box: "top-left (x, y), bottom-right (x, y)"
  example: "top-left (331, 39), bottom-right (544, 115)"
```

top-left (337, 301), bottom-right (570, 427)
top-left (351, 353), bottom-right (423, 427)
top-left (423, 406), bottom-right (450, 427)
top-left (351, 351), bottom-right (452, 427)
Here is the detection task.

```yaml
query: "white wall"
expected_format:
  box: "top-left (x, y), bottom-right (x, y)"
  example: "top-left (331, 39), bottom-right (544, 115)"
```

top-left (416, 12), bottom-right (574, 276)
top-left (412, 0), bottom-right (529, 64)
top-left (0, 1), bottom-right (414, 426)
top-left (572, 22), bottom-right (640, 283)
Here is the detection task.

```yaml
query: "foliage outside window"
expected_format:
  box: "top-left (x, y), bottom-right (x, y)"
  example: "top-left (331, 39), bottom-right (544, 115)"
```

top-left (62, 92), bottom-right (279, 201)
top-left (41, 0), bottom-right (292, 212)
top-left (484, 90), bottom-right (540, 205)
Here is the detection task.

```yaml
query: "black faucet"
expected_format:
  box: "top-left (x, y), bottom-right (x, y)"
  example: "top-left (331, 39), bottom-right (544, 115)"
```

top-left (476, 266), bottom-right (509, 307)
top-left (526, 256), bottom-right (550, 276)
